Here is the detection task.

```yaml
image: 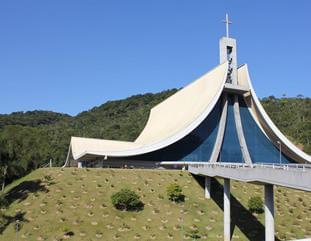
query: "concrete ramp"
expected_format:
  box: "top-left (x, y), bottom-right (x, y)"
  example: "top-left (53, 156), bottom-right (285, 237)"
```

top-left (188, 163), bottom-right (311, 192)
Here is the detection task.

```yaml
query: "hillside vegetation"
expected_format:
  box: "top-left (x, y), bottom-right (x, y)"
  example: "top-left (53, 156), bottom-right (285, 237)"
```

top-left (261, 96), bottom-right (311, 152)
top-left (0, 168), bottom-right (310, 240)
top-left (0, 91), bottom-right (310, 184)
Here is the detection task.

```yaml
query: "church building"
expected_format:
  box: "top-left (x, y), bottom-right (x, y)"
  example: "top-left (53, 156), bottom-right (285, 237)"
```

top-left (64, 15), bottom-right (311, 168)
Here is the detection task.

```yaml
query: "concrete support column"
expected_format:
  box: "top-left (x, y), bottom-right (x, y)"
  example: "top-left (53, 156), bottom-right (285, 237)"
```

top-left (265, 184), bottom-right (275, 241)
top-left (78, 161), bottom-right (83, 168)
top-left (224, 178), bottom-right (231, 241)
top-left (205, 176), bottom-right (211, 199)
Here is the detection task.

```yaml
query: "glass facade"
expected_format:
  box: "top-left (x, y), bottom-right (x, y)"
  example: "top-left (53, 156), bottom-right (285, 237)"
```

top-left (219, 95), bottom-right (243, 162)
top-left (130, 98), bottom-right (222, 162)
top-left (125, 94), bottom-right (296, 164)
top-left (239, 97), bottom-right (295, 163)
top-left (180, 99), bottom-right (221, 162)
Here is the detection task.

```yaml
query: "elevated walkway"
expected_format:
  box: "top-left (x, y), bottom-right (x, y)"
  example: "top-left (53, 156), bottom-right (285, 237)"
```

top-left (162, 161), bottom-right (311, 241)
top-left (169, 162), bottom-right (311, 192)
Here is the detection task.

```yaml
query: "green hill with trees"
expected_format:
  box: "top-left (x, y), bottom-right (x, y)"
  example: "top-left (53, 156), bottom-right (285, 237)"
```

top-left (0, 90), bottom-right (310, 186)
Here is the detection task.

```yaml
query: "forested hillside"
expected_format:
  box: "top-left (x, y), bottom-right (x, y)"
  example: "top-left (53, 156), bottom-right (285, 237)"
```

top-left (261, 96), bottom-right (311, 152)
top-left (0, 91), bottom-right (310, 185)
top-left (0, 111), bottom-right (70, 128)
top-left (0, 89), bottom-right (177, 184)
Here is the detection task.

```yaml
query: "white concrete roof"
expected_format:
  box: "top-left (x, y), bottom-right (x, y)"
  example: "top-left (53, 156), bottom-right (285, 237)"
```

top-left (68, 62), bottom-right (228, 161)
top-left (65, 62), bottom-right (311, 165)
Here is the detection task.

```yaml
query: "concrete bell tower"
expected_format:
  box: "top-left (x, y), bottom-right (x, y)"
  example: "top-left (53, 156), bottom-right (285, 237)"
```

top-left (219, 14), bottom-right (238, 85)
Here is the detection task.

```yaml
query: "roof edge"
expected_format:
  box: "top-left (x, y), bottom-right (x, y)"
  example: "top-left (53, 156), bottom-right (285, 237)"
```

top-left (72, 62), bottom-right (229, 160)
top-left (241, 64), bottom-right (311, 163)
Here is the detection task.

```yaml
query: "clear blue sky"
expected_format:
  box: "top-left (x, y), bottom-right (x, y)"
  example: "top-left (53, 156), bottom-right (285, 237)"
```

top-left (0, 1), bottom-right (310, 116)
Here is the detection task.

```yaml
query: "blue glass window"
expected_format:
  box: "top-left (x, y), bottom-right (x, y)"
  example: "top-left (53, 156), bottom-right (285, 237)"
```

top-left (219, 95), bottom-right (243, 163)
top-left (131, 98), bottom-right (222, 162)
top-left (239, 97), bottom-right (295, 163)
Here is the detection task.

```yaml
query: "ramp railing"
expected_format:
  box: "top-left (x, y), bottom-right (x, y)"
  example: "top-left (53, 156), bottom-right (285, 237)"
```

top-left (187, 162), bottom-right (311, 172)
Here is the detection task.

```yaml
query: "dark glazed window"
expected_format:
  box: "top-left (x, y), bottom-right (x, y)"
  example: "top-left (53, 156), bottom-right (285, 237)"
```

top-left (239, 97), bottom-right (295, 164)
top-left (219, 95), bottom-right (243, 163)
top-left (130, 98), bottom-right (222, 162)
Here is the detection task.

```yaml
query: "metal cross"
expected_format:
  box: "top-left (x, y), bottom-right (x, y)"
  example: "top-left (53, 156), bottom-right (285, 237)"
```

top-left (222, 13), bottom-right (232, 38)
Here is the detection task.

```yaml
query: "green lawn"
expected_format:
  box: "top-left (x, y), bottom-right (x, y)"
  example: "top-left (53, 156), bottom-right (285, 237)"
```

top-left (0, 168), bottom-right (310, 241)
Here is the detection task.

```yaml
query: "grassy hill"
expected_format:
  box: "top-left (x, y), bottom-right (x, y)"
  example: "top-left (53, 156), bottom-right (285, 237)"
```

top-left (1, 168), bottom-right (310, 241)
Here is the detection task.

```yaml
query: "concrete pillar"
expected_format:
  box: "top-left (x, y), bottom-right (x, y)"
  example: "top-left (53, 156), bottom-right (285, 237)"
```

top-left (224, 178), bottom-right (231, 241)
top-left (205, 176), bottom-right (211, 199)
top-left (78, 161), bottom-right (83, 168)
top-left (265, 184), bottom-right (275, 241)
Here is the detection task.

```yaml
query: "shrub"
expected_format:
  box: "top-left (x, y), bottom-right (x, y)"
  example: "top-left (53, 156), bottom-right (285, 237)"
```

top-left (158, 194), bottom-right (164, 200)
top-left (111, 189), bottom-right (144, 211)
top-left (248, 196), bottom-right (263, 214)
top-left (64, 231), bottom-right (74, 237)
top-left (166, 183), bottom-right (185, 202)
top-left (0, 214), bottom-right (4, 229)
top-left (43, 175), bottom-right (53, 183)
top-left (279, 233), bottom-right (287, 240)
top-left (188, 230), bottom-right (201, 240)
top-left (0, 195), bottom-right (8, 208)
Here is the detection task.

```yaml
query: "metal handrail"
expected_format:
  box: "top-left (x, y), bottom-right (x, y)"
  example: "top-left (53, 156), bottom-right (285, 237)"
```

top-left (39, 162), bottom-right (50, 168)
top-left (188, 162), bottom-right (311, 172)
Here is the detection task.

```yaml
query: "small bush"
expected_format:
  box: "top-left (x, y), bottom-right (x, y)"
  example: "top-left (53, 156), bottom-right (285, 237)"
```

top-left (166, 183), bottom-right (185, 202)
top-left (248, 196), bottom-right (263, 214)
top-left (0, 210), bottom-right (5, 229)
top-left (279, 233), bottom-right (287, 240)
top-left (111, 189), bottom-right (144, 211)
top-left (158, 194), bottom-right (164, 200)
top-left (43, 175), bottom-right (53, 185)
top-left (188, 230), bottom-right (201, 240)
top-left (64, 231), bottom-right (74, 237)
top-left (0, 195), bottom-right (8, 208)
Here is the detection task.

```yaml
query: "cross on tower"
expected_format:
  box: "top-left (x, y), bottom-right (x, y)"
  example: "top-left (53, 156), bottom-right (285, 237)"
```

top-left (222, 13), bottom-right (232, 38)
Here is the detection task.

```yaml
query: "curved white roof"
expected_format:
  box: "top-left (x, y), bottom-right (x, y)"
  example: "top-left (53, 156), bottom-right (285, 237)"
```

top-left (65, 61), bottom-right (310, 165)
top-left (68, 62), bottom-right (228, 161)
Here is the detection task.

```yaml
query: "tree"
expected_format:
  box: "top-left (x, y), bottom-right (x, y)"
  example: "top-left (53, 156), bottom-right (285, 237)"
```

top-left (248, 196), bottom-right (263, 214)
top-left (1, 165), bottom-right (7, 192)
top-left (166, 183), bottom-right (185, 202)
top-left (111, 189), bottom-right (144, 211)
top-left (0, 138), bottom-right (9, 192)
top-left (0, 194), bottom-right (8, 208)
